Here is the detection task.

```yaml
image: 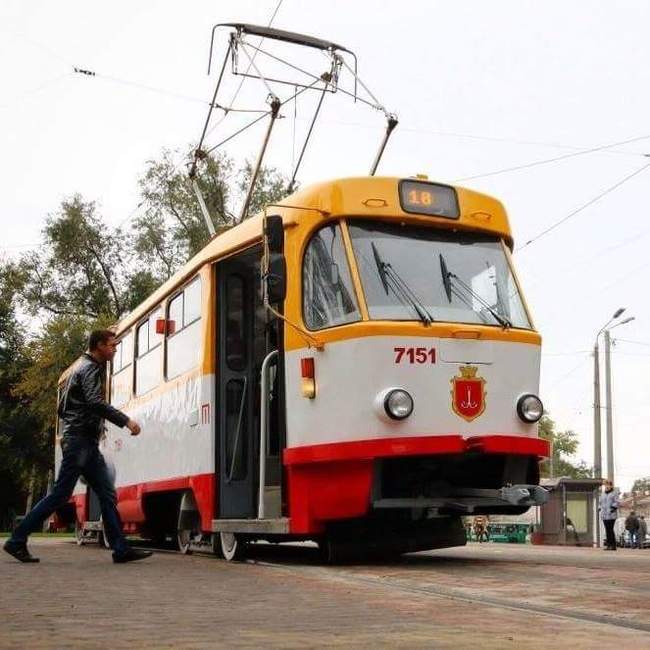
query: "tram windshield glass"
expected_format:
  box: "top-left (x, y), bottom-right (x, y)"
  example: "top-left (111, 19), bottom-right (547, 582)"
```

top-left (348, 221), bottom-right (531, 329)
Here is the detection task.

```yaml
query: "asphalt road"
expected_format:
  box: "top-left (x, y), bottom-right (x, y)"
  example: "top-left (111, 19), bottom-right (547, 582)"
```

top-left (1, 537), bottom-right (649, 648)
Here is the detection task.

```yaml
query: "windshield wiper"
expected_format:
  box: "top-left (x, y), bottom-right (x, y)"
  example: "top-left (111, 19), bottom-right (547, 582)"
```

top-left (438, 253), bottom-right (512, 329)
top-left (372, 243), bottom-right (434, 325)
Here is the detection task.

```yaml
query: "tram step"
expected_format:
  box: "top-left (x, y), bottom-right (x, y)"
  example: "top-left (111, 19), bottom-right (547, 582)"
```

top-left (211, 518), bottom-right (290, 534)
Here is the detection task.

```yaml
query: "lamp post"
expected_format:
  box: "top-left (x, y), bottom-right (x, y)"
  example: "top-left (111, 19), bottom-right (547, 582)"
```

top-left (603, 316), bottom-right (635, 484)
top-left (593, 308), bottom-right (625, 549)
top-left (593, 308), bottom-right (625, 480)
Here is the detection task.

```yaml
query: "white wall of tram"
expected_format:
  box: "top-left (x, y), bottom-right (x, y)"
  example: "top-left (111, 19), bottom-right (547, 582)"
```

top-left (102, 374), bottom-right (215, 489)
top-left (284, 337), bottom-right (541, 448)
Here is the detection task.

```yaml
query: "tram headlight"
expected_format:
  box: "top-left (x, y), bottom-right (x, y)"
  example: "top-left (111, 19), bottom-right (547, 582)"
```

top-left (517, 394), bottom-right (543, 423)
top-left (384, 389), bottom-right (414, 420)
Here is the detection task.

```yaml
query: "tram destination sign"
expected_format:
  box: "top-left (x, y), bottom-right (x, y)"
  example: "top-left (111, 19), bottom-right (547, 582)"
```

top-left (398, 180), bottom-right (460, 219)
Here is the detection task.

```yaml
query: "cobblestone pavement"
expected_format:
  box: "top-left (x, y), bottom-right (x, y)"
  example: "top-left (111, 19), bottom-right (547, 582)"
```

top-left (1, 537), bottom-right (649, 648)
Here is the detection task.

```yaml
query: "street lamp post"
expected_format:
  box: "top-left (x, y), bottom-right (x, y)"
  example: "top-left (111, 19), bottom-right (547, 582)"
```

top-left (593, 339), bottom-right (602, 480)
top-left (594, 308), bottom-right (625, 480)
top-left (603, 316), bottom-right (635, 484)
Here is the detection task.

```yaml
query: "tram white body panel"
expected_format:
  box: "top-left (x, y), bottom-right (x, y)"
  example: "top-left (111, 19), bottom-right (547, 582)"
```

top-left (285, 336), bottom-right (540, 448)
top-left (101, 374), bottom-right (214, 488)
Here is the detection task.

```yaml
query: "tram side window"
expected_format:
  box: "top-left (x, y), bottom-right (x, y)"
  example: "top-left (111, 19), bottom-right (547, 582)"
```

top-left (135, 307), bottom-right (163, 396)
top-left (302, 223), bottom-right (361, 330)
top-left (166, 277), bottom-right (202, 380)
top-left (111, 331), bottom-right (133, 408)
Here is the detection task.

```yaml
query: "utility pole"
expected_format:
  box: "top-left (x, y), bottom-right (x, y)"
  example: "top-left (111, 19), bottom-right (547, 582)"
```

top-left (593, 341), bottom-right (602, 479)
top-left (604, 329), bottom-right (615, 483)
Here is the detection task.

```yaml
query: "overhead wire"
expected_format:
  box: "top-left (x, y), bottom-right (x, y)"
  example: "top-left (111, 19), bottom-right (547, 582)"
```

top-left (454, 133), bottom-right (650, 183)
top-left (543, 356), bottom-right (592, 391)
top-left (615, 339), bottom-right (650, 347)
top-left (515, 160), bottom-right (650, 252)
top-left (0, 73), bottom-right (71, 110)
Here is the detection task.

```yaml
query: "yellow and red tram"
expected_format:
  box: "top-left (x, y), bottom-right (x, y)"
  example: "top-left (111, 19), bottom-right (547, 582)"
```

top-left (57, 176), bottom-right (549, 560)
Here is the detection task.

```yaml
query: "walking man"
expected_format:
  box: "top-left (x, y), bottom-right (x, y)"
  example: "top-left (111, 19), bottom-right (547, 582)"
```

top-left (4, 330), bottom-right (152, 564)
top-left (599, 480), bottom-right (619, 551)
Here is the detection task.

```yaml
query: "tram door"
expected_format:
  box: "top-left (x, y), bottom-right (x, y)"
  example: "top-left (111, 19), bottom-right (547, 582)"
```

top-left (216, 247), bottom-right (278, 519)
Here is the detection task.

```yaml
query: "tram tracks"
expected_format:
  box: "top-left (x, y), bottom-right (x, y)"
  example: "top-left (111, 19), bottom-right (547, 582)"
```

top-left (250, 557), bottom-right (650, 634)
top-left (128, 538), bottom-right (650, 633)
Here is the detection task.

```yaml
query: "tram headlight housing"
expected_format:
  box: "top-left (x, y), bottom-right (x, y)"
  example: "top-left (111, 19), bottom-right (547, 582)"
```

top-left (517, 394), bottom-right (543, 423)
top-left (384, 389), bottom-right (414, 420)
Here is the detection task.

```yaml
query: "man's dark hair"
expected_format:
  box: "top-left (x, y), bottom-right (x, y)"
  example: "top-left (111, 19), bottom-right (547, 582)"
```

top-left (88, 329), bottom-right (116, 351)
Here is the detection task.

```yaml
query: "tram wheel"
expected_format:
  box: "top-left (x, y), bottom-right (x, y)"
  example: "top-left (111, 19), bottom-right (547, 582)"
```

top-left (218, 532), bottom-right (246, 562)
top-left (75, 521), bottom-right (85, 546)
top-left (318, 537), bottom-right (356, 564)
top-left (177, 528), bottom-right (194, 555)
top-left (98, 520), bottom-right (112, 550)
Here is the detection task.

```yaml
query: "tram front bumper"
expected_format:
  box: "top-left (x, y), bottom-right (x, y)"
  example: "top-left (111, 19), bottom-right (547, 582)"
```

top-left (372, 484), bottom-right (548, 514)
top-left (283, 434), bottom-right (550, 533)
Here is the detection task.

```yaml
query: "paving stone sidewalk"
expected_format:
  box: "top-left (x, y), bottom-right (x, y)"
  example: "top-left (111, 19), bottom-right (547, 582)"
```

top-left (1, 538), bottom-right (649, 648)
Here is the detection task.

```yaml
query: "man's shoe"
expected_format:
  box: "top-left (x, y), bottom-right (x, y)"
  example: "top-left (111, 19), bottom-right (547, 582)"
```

top-left (112, 548), bottom-right (153, 564)
top-left (3, 539), bottom-right (40, 563)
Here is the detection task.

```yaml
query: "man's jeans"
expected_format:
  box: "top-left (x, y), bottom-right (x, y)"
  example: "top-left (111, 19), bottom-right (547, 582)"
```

top-left (11, 435), bottom-right (129, 555)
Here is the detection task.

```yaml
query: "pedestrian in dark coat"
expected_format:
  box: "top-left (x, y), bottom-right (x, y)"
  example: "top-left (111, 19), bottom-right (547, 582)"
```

top-left (639, 515), bottom-right (648, 548)
top-left (625, 511), bottom-right (640, 548)
top-left (4, 330), bottom-right (152, 564)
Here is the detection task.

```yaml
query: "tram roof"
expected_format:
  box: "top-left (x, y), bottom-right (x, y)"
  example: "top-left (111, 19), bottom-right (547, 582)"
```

top-left (108, 176), bottom-right (513, 340)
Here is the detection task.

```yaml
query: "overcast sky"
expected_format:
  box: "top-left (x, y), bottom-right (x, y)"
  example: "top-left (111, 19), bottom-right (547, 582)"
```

top-left (1, 1), bottom-right (649, 490)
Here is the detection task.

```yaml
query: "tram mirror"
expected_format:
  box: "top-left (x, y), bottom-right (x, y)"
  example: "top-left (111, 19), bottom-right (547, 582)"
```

top-left (266, 253), bottom-right (287, 304)
top-left (264, 215), bottom-right (284, 254)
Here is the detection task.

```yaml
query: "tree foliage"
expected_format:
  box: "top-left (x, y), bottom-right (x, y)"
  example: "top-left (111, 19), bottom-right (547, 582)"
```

top-left (132, 149), bottom-right (290, 284)
top-left (0, 264), bottom-right (46, 528)
top-left (1, 147), bottom-right (290, 526)
top-left (11, 196), bottom-right (131, 321)
top-left (538, 415), bottom-right (593, 479)
top-left (631, 477), bottom-right (650, 494)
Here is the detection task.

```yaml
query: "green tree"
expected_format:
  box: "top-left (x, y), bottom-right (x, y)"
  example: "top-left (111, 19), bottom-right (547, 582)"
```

top-left (0, 263), bottom-right (47, 528)
top-left (631, 477), bottom-right (650, 494)
top-left (133, 148), bottom-right (290, 283)
top-left (2, 149), bottom-right (290, 528)
top-left (538, 415), bottom-right (593, 479)
top-left (13, 195), bottom-right (130, 321)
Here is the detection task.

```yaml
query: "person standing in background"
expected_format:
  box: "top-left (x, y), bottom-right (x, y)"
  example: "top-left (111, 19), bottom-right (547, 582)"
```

top-left (599, 480), bottom-right (619, 551)
top-left (637, 515), bottom-right (647, 548)
top-left (625, 510), bottom-right (640, 548)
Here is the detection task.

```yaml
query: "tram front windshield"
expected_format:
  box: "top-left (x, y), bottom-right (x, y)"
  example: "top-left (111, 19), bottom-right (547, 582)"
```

top-left (348, 221), bottom-right (531, 329)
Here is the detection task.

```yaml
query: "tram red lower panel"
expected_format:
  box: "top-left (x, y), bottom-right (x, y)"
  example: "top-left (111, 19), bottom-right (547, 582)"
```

top-left (113, 473), bottom-right (215, 531)
top-left (283, 434), bottom-right (550, 534)
top-left (70, 473), bottom-right (216, 533)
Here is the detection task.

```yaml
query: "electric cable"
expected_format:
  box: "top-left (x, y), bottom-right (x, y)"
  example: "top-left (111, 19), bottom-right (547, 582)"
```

top-left (0, 73), bottom-right (71, 110)
top-left (614, 339), bottom-right (650, 347)
top-left (454, 133), bottom-right (650, 183)
top-left (515, 161), bottom-right (650, 252)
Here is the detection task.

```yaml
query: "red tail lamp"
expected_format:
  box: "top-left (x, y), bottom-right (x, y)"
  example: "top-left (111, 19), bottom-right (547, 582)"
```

top-left (300, 357), bottom-right (316, 399)
top-left (155, 318), bottom-right (175, 335)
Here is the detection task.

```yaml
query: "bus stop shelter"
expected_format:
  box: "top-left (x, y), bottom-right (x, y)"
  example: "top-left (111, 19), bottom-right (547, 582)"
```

top-left (536, 478), bottom-right (602, 546)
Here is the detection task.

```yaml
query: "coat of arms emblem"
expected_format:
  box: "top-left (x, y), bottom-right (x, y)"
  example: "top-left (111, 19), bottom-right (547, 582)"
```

top-left (450, 365), bottom-right (486, 422)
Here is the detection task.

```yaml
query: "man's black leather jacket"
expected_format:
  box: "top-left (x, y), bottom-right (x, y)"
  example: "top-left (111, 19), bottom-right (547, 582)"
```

top-left (58, 353), bottom-right (129, 439)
